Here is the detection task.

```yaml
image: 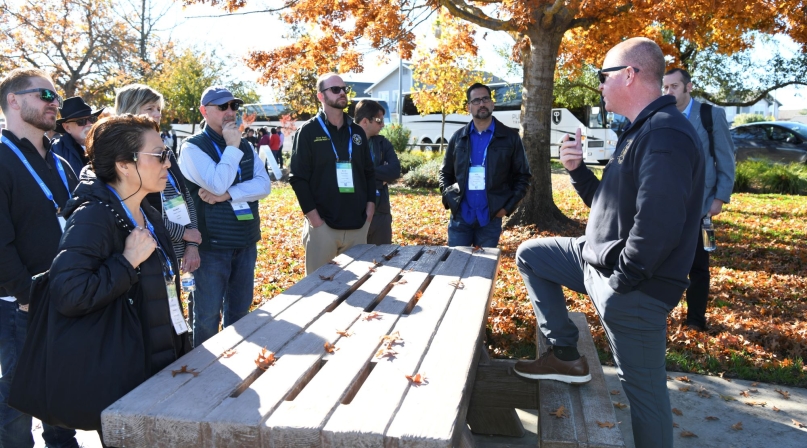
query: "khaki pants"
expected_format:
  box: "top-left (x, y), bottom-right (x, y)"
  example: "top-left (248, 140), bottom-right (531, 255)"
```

top-left (302, 219), bottom-right (370, 275)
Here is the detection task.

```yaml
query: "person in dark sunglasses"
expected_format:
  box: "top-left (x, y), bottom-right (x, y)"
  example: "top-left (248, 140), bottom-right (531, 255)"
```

top-left (288, 72), bottom-right (376, 275)
top-left (515, 38), bottom-right (704, 448)
top-left (52, 96), bottom-right (105, 176)
top-left (176, 85), bottom-right (271, 348)
top-left (0, 67), bottom-right (82, 448)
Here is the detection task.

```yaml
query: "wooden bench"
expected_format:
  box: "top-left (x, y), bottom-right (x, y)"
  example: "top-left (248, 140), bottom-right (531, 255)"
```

top-left (101, 244), bottom-right (501, 447)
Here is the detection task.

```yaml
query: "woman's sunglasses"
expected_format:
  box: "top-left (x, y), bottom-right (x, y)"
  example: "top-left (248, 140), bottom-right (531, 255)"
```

top-left (13, 88), bottom-right (63, 108)
top-left (208, 102), bottom-right (241, 112)
top-left (133, 149), bottom-right (169, 163)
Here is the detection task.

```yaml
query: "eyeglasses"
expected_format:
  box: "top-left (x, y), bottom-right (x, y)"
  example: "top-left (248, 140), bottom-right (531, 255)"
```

top-left (67, 116), bottom-right (99, 127)
top-left (133, 149), bottom-right (169, 163)
top-left (468, 96), bottom-right (492, 106)
top-left (597, 66), bottom-right (640, 84)
top-left (207, 102), bottom-right (241, 112)
top-left (372, 117), bottom-right (383, 124)
top-left (13, 88), bottom-right (63, 108)
top-left (320, 85), bottom-right (351, 94)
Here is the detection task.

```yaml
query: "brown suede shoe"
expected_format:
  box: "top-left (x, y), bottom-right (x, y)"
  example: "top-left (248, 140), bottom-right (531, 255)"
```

top-left (513, 346), bottom-right (592, 384)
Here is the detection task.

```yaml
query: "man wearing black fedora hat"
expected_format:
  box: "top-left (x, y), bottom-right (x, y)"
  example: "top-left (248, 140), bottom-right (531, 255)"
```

top-left (51, 96), bottom-right (104, 176)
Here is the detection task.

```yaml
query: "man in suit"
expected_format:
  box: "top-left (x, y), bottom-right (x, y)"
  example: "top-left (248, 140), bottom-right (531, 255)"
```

top-left (663, 68), bottom-right (736, 331)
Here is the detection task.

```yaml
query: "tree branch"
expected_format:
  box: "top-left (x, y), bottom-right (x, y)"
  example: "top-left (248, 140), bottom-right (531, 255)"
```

top-left (438, 0), bottom-right (513, 32)
top-left (697, 81), bottom-right (807, 107)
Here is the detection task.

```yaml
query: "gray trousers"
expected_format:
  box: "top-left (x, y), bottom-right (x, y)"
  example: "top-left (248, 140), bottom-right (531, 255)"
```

top-left (516, 237), bottom-right (674, 448)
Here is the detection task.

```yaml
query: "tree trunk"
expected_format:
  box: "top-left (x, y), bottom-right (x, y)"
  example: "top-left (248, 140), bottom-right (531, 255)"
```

top-left (506, 25), bottom-right (574, 230)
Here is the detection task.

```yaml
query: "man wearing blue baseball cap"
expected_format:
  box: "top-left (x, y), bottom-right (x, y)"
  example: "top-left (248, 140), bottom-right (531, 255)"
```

top-left (177, 86), bottom-right (272, 347)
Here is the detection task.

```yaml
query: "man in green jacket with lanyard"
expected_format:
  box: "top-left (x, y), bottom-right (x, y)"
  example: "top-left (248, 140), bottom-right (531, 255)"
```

top-left (289, 73), bottom-right (375, 274)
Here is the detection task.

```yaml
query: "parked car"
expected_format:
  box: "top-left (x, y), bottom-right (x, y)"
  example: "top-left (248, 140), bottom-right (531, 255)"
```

top-left (730, 121), bottom-right (807, 164)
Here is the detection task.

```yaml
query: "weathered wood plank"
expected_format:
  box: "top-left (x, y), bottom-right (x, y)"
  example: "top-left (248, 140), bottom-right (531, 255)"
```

top-left (537, 312), bottom-right (625, 448)
top-left (384, 247), bottom-right (501, 448)
top-left (466, 407), bottom-right (525, 438)
top-left (469, 359), bottom-right (539, 409)
top-left (200, 246), bottom-right (427, 448)
top-left (101, 244), bottom-right (376, 447)
top-left (321, 247), bottom-right (474, 448)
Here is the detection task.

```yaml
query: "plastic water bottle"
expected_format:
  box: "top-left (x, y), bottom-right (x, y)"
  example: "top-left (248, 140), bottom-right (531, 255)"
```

top-left (701, 217), bottom-right (716, 252)
top-left (181, 271), bottom-right (196, 292)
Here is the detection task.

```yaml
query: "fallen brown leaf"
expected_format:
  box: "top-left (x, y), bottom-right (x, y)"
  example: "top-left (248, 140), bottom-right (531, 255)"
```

top-left (472, 245), bottom-right (484, 253)
top-left (773, 406), bottom-right (780, 412)
top-left (680, 431), bottom-right (697, 438)
top-left (406, 373), bottom-right (427, 385)
top-left (448, 279), bottom-right (465, 289)
top-left (363, 311), bottom-right (382, 321)
top-left (254, 348), bottom-right (277, 371)
top-left (336, 329), bottom-right (353, 337)
top-left (697, 387), bottom-right (711, 398)
top-left (774, 389), bottom-right (790, 399)
top-left (324, 342), bottom-right (339, 354)
top-left (596, 421), bottom-right (615, 429)
top-left (705, 416), bottom-right (720, 421)
top-left (221, 348), bottom-right (237, 358)
top-left (375, 347), bottom-right (398, 359)
top-left (792, 419), bottom-right (805, 428)
top-left (613, 402), bottom-right (628, 409)
top-left (610, 389), bottom-right (621, 395)
top-left (679, 386), bottom-right (691, 392)
top-left (740, 390), bottom-right (750, 397)
top-left (676, 375), bottom-right (692, 383)
top-left (672, 408), bottom-right (683, 416)
top-left (744, 401), bottom-right (766, 407)
top-left (751, 382), bottom-right (759, 387)
top-left (732, 422), bottom-right (743, 431)
top-left (672, 422), bottom-right (679, 428)
top-left (550, 405), bottom-right (569, 419)
top-left (171, 365), bottom-right (199, 377)
top-left (391, 279), bottom-right (408, 285)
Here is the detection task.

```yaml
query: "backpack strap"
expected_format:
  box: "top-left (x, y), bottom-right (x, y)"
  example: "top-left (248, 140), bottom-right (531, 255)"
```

top-left (699, 103), bottom-right (716, 160)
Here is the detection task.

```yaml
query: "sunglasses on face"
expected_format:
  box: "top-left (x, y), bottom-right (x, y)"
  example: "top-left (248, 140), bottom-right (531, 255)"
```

top-left (320, 85), bottom-right (351, 94)
top-left (13, 88), bottom-right (64, 108)
top-left (597, 66), bottom-right (640, 84)
top-left (133, 148), bottom-right (169, 163)
top-left (67, 116), bottom-right (99, 127)
top-left (468, 96), bottom-right (492, 106)
top-left (372, 117), bottom-right (383, 124)
top-left (208, 102), bottom-right (241, 112)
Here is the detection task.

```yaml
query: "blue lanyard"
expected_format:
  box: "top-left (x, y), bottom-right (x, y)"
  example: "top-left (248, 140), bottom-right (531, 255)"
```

top-left (2, 135), bottom-right (70, 210)
top-left (106, 185), bottom-right (175, 280)
top-left (316, 115), bottom-right (352, 162)
top-left (469, 122), bottom-right (494, 166)
top-left (204, 129), bottom-right (241, 182)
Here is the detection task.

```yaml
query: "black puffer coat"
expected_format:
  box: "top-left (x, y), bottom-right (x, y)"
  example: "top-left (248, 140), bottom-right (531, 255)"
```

top-left (46, 170), bottom-right (189, 428)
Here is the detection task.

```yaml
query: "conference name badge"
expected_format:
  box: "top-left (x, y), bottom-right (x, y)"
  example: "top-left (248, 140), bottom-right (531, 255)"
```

top-left (164, 196), bottom-right (191, 226)
top-left (231, 201), bottom-right (255, 220)
top-left (336, 162), bottom-right (355, 193)
top-left (166, 280), bottom-right (189, 335)
top-left (468, 166), bottom-right (486, 191)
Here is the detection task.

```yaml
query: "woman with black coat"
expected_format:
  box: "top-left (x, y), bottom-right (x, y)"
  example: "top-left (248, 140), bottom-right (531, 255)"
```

top-left (45, 114), bottom-right (190, 436)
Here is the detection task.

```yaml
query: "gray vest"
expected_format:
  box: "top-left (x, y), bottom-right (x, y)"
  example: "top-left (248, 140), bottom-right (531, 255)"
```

top-left (185, 130), bottom-right (260, 250)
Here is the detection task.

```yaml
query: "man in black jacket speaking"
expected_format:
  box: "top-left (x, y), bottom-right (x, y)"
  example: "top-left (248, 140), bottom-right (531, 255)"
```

top-left (514, 38), bottom-right (704, 448)
top-left (439, 82), bottom-right (531, 248)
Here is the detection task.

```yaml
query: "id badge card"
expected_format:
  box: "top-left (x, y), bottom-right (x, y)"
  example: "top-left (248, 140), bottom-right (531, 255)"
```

top-left (468, 165), bottom-right (486, 191)
top-left (231, 201), bottom-right (255, 221)
top-left (164, 195), bottom-right (191, 226)
top-left (166, 280), bottom-right (189, 335)
top-left (57, 215), bottom-right (66, 233)
top-left (336, 162), bottom-right (355, 193)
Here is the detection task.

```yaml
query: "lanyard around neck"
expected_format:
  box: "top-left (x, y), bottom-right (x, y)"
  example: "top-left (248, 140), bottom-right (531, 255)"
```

top-left (316, 115), bottom-right (352, 162)
top-left (106, 185), bottom-right (175, 279)
top-left (204, 129), bottom-right (242, 182)
top-left (2, 135), bottom-right (70, 211)
top-left (469, 122), bottom-right (494, 166)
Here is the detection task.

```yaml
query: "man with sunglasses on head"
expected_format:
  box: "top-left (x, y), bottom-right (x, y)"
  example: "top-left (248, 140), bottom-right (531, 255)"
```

top-left (177, 86), bottom-right (271, 347)
top-left (354, 99), bottom-right (400, 244)
top-left (439, 82), bottom-right (531, 248)
top-left (289, 73), bottom-right (375, 274)
top-left (52, 96), bottom-right (104, 176)
top-left (0, 68), bottom-right (80, 448)
top-left (514, 38), bottom-right (703, 448)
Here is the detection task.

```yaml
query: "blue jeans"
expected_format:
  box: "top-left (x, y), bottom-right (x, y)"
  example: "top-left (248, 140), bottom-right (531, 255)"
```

top-left (516, 237), bottom-right (675, 448)
top-left (446, 214), bottom-right (502, 248)
top-left (192, 244), bottom-right (258, 347)
top-left (0, 300), bottom-right (78, 448)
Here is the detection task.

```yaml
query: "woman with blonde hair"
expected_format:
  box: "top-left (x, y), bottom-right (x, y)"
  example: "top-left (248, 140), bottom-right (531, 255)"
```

top-left (115, 84), bottom-right (202, 275)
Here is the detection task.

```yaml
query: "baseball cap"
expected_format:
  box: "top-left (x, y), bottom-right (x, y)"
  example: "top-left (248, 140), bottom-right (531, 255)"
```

top-left (200, 86), bottom-right (244, 106)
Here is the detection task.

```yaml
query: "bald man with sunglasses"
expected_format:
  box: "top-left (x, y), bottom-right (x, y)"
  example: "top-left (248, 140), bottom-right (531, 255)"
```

top-left (178, 86), bottom-right (271, 347)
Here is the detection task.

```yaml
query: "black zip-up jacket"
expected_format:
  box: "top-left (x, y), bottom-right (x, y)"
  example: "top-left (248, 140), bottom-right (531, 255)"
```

top-left (369, 135), bottom-right (401, 215)
top-left (289, 111), bottom-right (375, 229)
top-left (0, 129), bottom-right (78, 304)
top-left (50, 170), bottom-right (188, 375)
top-left (569, 95), bottom-right (704, 307)
top-left (439, 117), bottom-right (532, 220)
top-left (51, 132), bottom-right (87, 178)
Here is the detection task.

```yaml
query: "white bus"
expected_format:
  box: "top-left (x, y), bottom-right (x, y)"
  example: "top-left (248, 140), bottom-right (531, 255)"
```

top-left (401, 83), bottom-right (626, 165)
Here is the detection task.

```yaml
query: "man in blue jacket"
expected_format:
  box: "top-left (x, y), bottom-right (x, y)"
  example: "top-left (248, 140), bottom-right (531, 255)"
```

top-left (439, 82), bottom-right (531, 247)
top-left (663, 68), bottom-right (736, 331)
top-left (514, 38), bottom-right (704, 448)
